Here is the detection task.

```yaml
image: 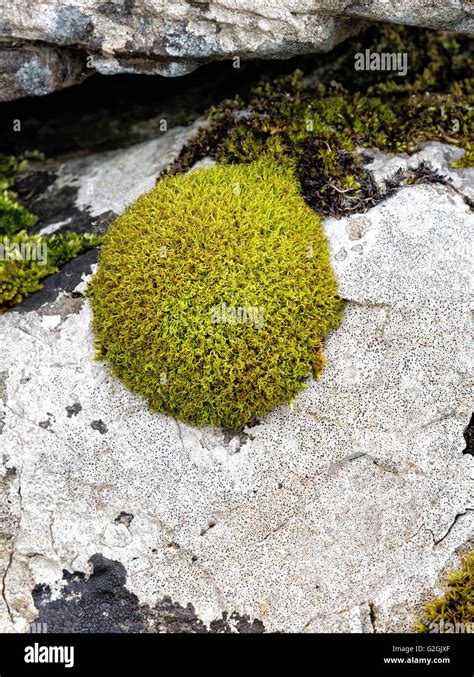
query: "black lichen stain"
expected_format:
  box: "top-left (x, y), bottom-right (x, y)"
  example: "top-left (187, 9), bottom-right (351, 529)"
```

top-left (32, 555), bottom-right (148, 633)
top-left (463, 413), bottom-right (474, 456)
top-left (15, 248), bottom-right (100, 314)
top-left (91, 420), bottom-right (108, 434)
top-left (15, 172), bottom-right (116, 237)
top-left (66, 403), bottom-right (82, 418)
top-left (115, 512), bottom-right (134, 527)
top-left (32, 554), bottom-right (265, 633)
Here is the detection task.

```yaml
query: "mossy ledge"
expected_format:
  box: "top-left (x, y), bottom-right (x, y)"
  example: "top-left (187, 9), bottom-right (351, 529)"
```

top-left (88, 159), bottom-right (344, 429)
top-left (416, 552), bottom-right (474, 632)
top-left (166, 25), bottom-right (473, 217)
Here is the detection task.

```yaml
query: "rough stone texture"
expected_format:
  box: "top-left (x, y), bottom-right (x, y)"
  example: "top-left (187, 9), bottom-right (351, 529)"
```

top-left (345, 0), bottom-right (474, 31)
top-left (32, 553), bottom-right (265, 633)
top-left (0, 0), bottom-right (473, 100)
top-left (0, 136), bottom-right (472, 633)
top-left (0, 41), bottom-right (89, 101)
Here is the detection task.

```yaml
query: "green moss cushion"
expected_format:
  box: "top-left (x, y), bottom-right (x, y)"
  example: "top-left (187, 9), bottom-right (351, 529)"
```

top-left (88, 159), bottom-right (343, 428)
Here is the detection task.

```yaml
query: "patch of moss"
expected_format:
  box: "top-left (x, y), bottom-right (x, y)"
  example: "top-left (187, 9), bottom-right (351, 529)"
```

top-left (0, 153), bottom-right (41, 236)
top-left (88, 159), bottom-right (343, 429)
top-left (0, 231), bottom-right (102, 311)
top-left (0, 152), bottom-right (102, 311)
top-left (167, 25), bottom-right (473, 215)
top-left (416, 552), bottom-right (474, 632)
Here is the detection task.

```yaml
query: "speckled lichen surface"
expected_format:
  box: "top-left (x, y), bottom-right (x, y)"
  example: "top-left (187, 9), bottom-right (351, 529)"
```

top-left (0, 20), bottom-right (473, 633)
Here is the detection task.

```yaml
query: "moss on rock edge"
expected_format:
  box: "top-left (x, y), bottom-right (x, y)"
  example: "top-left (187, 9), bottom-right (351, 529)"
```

top-left (88, 159), bottom-right (343, 429)
top-left (166, 25), bottom-right (473, 217)
top-left (0, 153), bottom-right (102, 312)
top-left (0, 153), bottom-right (40, 236)
top-left (0, 230), bottom-right (102, 311)
top-left (417, 552), bottom-right (474, 632)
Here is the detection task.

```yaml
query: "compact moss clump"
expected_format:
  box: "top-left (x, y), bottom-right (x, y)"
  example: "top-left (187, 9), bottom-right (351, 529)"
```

top-left (416, 552), bottom-right (474, 632)
top-left (88, 159), bottom-right (343, 428)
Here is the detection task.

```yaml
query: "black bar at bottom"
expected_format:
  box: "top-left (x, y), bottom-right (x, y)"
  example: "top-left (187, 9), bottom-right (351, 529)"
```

top-left (0, 632), bottom-right (471, 675)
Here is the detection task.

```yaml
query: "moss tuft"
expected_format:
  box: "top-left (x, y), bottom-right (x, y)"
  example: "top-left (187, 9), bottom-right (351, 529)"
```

top-left (416, 552), bottom-right (474, 632)
top-left (0, 153), bottom-right (40, 236)
top-left (0, 231), bottom-right (102, 311)
top-left (88, 159), bottom-right (343, 428)
top-left (0, 153), bottom-right (102, 311)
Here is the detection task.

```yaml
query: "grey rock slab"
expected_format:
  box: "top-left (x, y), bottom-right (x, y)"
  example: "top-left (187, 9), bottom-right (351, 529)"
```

top-left (344, 0), bottom-right (473, 31)
top-left (37, 119), bottom-right (205, 232)
top-left (0, 145), bottom-right (472, 632)
top-left (0, 41), bottom-right (88, 100)
top-left (1, 0), bottom-right (472, 100)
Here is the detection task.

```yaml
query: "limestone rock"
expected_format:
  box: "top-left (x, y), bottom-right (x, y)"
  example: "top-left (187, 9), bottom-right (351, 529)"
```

top-left (0, 0), bottom-right (472, 100)
top-left (0, 137), bottom-right (472, 632)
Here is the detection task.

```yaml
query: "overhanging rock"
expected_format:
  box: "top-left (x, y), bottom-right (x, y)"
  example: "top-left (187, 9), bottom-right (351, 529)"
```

top-left (0, 0), bottom-right (473, 100)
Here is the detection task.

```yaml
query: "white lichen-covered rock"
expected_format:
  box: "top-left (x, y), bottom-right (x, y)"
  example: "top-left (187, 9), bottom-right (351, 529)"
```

top-left (0, 0), bottom-right (473, 100)
top-left (42, 119), bottom-right (206, 230)
top-left (0, 140), bottom-right (472, 633)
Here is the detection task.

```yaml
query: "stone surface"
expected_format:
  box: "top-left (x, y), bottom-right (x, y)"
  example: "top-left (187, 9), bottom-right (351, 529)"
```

top-left (0, 0), bottom-right (473, 100)
top-left (0, 136), bottom-right (472, 633)
top-left (363, 141), bottom-right (474, 203)
top-left (0, 42), bottom-right (88, 101)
